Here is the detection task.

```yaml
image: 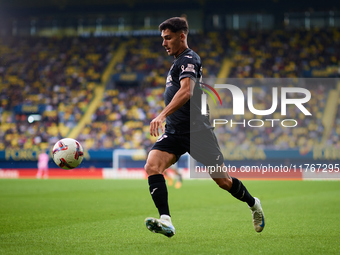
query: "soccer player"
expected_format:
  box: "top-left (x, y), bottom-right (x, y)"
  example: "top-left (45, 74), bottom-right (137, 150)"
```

top-left (144, 17), bottom-right (265, 237)
top-left (163, 162), bottom-right (182, 189)
top-left (36, 150), bottom-right (49, 179)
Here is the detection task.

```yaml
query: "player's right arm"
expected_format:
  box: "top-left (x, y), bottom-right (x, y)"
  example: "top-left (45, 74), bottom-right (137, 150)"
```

top-left (149, 77), bottom-right (195, 137)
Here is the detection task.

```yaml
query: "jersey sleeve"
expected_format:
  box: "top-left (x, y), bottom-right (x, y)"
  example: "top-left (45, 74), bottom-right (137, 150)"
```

top-left (178, 56), bottom-right (200, 81)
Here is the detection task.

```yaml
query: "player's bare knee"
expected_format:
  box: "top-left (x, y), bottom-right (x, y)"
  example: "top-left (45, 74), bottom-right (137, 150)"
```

top-left (144, 162), bottom-right (161, 176)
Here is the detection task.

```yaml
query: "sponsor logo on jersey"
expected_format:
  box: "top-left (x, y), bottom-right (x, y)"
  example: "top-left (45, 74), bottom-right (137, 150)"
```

top-left (181, 64), bottom-right (196, 74)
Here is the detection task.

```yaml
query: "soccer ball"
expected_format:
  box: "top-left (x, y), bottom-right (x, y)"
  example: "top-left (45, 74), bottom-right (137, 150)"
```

top-left (52, 138), bottom-right (84, 169)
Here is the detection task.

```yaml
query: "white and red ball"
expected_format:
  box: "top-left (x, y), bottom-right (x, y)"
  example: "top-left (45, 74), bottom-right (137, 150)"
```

top-left (52, 138), bottom-right (84, 169)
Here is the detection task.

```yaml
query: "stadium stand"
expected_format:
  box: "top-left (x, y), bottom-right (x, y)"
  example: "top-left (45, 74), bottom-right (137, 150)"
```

top-left (227, 28), bottom-right (340, 78)
top-left (0, 36), bottom-right (119, 150)
top-left (0, 28), bottom-right (339, 152)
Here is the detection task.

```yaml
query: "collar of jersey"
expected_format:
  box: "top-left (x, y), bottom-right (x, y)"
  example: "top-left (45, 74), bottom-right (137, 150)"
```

top-left (175, 48), bottom-right (190, 59)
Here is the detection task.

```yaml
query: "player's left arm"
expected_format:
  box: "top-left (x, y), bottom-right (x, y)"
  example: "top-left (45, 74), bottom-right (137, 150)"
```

top-left (150, 77), bottom-right (195, 136)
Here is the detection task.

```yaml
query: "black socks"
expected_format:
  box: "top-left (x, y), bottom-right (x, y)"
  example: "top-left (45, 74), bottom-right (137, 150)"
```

top-left (228, 177), bottom-right (255, 207)
top-left (148, 174), bottom-right (170, 216)
top-left (148, 174), bottom-right (255, 215)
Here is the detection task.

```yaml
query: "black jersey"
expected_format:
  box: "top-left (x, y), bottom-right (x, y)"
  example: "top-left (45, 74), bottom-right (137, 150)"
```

top-left (164, 48), bottom-right (212, 134)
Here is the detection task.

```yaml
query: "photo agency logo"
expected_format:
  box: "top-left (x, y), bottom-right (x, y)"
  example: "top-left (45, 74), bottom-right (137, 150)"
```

top-left (199, 82), bottom-right (223, 115)
top-left (201, 83), bottom-right (312, 128)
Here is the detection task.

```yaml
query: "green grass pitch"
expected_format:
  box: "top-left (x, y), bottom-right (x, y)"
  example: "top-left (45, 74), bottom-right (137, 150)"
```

top-left (0, 179), bottom-right (339, 255)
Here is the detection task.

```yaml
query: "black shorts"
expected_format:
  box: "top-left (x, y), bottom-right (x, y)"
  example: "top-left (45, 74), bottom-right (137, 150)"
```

top-left (150, 129), bottom-right (224, 166)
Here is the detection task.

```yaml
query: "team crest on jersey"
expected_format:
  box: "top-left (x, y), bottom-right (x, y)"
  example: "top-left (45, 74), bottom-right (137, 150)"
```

top-left (181, 64), bottom-right (195, 73)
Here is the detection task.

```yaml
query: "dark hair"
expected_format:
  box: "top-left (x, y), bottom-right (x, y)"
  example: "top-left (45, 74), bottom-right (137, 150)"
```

top-left (159, 17), bottom-right (189, 34)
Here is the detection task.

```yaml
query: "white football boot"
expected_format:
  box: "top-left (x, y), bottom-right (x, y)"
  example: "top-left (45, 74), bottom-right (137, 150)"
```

top-left (145, 215), bottom-right (175, 238)
top-left (250, 197), bottom-right (265, 232)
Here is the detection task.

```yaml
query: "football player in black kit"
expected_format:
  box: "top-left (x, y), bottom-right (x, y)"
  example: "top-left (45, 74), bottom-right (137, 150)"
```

top-left (144, 17), bottom-right (265, 237)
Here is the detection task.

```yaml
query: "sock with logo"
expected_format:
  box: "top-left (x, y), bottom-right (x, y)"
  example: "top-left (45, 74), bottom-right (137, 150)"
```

top-left (148, 174), bottom-right (170, 217)
top-left (228, 177), bottom-right (255, 207)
